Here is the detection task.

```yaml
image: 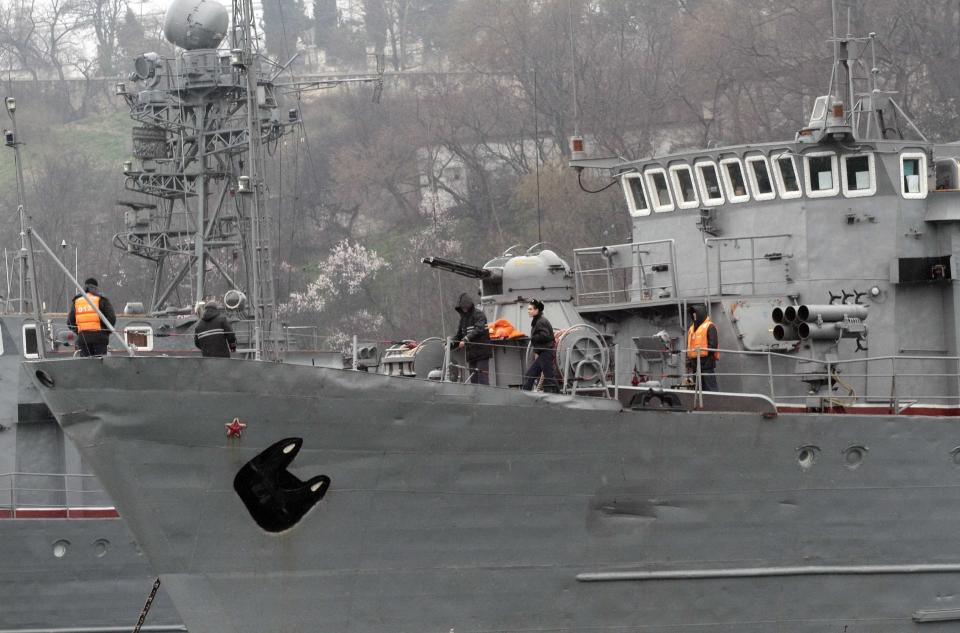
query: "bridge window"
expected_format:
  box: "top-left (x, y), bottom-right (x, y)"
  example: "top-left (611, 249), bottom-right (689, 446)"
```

top-left (621, 173), bottom-right (650, 217)
top-left (720, 158), bottom-right (751, 203)
top-left (901, 152), bottom-right (928, 199)
top-left (772, 153), bottom-right (802, 199)
top-left (745, 155), bottom-right (776, 201)
top-left (22, 323), bottom-right (39, 359)
top-left (804, 152), bottom-right (839, 198)
top-left (124, 326), bottom-right (154, 351)
top-left (645, 168), bottom-right (675, 212)
top-left (668, 164), bottom-right (700, 209)
top-left (841, 153), bottom-right (876, 198)
top-left (695, 160), bottom-right (725, 207)
top-left (935, 159), bottom-right (959, 191)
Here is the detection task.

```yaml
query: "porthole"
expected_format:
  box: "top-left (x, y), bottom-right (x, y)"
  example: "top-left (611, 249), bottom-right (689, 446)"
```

top-left (93, 538), bottom-right (109, 558)
top-left (841, 444), bottom-right (868, 469)
top-left (949, 446), bottom-right (960, 465)
top-left (797, 444), bottom-right (820, 469)
top-left (52, 539), bottom-right (70, 558)
top-left (35, 370), bottom-right (54, 388)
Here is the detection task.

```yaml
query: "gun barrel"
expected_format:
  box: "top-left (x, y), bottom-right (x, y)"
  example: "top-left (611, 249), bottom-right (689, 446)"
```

top-left (421, 256), bottom-right (498, 280)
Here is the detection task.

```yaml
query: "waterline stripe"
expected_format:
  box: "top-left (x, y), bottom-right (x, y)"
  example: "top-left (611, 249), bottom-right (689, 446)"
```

top-left (578, 563), bottom-right (960, 582)
top-left (1, 626), bottom-right (186, 633)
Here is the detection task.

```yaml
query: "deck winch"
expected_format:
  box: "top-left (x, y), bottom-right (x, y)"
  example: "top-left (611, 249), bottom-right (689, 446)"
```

top-left (378, 339), bottom-right (444, 378)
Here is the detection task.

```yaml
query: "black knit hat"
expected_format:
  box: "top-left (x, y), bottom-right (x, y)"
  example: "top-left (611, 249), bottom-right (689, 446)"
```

top-left (83, 277), bottom-right (98, 288)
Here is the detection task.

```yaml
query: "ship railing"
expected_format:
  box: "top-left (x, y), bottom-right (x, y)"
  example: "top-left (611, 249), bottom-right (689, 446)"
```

top-left (0, 472), bottom-right (113, 518)
top-left (704, 233), bottom-right (793, 297)
top-left (642, 344), bottom-right (960, 412)
top-left (283, 325), bottom-right (322, 351)
top-left (573, 240), bottom-right (680, 307)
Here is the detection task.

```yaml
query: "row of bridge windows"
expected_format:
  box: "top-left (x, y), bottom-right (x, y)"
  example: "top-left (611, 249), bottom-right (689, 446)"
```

top-left (622, 151), bottom-right (928, 217)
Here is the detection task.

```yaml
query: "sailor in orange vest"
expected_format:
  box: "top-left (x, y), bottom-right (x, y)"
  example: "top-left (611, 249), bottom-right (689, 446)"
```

top-left (686, 303), bottom-right (720, 392)
top-left (67, 278), bottom-right (117, 357)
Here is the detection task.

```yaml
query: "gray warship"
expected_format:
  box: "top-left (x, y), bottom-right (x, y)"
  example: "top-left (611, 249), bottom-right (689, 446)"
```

top-left (26, 6), bottom-right (960, 633)
top-left (0, 87), bottom-right (189, 633)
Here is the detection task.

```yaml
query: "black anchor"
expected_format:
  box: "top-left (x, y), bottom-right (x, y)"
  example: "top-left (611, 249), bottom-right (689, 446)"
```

top-left (233, 437), bottom-right (330, 533)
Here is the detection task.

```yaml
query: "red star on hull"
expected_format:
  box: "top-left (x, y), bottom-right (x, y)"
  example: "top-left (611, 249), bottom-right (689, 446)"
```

top-left (225, 418), bottom-right (248, 438)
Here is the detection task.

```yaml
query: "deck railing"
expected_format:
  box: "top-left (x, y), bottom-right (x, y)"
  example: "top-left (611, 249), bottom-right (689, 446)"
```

top-left (573, 239), bottom-right (680, 307)
top-left (0, 472), bottom-right (113, 516)
top-left (641, 344), bottom-right (960, 412)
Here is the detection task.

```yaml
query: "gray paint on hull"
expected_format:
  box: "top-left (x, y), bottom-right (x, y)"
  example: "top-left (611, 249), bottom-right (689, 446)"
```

top-left (0, 519), bottom-right (183, 630)
top-left (0, 316), bottom-right (186, 632)
top-left (29, 355), bottom-right (960, 633)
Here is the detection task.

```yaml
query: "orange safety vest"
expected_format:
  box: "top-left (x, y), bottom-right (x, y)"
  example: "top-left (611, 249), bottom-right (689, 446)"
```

top-left (74, 293), bottom-right (103, 332)
top-left (687, 317), bottom-right (720, 360)
top-left (488, 319), bottom-right (526, 340)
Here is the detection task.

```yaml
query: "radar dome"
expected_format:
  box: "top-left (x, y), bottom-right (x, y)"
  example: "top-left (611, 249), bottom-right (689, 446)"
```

top-left (163, 0), bottom-right (228, 50)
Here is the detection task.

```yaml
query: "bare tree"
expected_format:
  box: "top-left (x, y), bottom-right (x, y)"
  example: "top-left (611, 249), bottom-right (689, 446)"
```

top-left (84, 0), bottom-right (126, 76)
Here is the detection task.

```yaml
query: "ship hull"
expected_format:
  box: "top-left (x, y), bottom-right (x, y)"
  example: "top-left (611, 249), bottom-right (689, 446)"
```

top-left (28, 355), bottom-right (960, 633)
top-left (0, 517), bottom-right (183, 632)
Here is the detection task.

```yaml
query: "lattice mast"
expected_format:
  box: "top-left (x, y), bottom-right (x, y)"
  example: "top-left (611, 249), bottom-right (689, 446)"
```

top-left (116, 0), bottom-right (383, 358)
top-left (115, 0), bottom-right (288, 343)
top-left (234, 0), bottom-right (279, 360)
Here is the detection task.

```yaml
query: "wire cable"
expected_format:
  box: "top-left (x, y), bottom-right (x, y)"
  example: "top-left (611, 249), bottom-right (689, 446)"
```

top-left (577, 170), bottom-right (618, 193)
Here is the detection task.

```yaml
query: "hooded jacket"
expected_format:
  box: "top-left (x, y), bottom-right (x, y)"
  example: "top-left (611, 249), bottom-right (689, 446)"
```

top-left (453, 292), bottom-right (492, 362)
top-left (194, 303), bottom-right (237, 358)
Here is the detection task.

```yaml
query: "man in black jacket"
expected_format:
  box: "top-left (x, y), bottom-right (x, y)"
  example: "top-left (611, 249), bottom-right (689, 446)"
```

top-left (194, 302), bottom-right (237, 358)
top-left (522, 299), bottom-right (558, 392)
top-left (453, 292), bottom-right (492, 384)
top-left (67, 278), bottom-right (117, 357)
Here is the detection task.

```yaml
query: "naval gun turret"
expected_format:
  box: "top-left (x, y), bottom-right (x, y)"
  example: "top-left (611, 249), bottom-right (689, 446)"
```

top-left (423, 248), bottom-right (610, 391)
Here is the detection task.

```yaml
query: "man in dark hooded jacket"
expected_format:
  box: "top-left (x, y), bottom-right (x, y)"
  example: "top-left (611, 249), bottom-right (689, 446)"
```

top-left (194, 302), bottom-right (237, 358)
top-left (67, 277), bottom-right (116, 357)
top-left (453, 292), bottom-right (492, 384)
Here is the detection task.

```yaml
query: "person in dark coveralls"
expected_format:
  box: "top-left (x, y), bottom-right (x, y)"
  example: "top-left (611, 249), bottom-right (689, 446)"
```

top-left (453, 292), bottom-right (492, 384)
top-left (67, 278), bottom-right (116, 357)
top-left (686, 303), bottom-right (720, 391)
top-left (194, 302), bottom-right (237, 358)
top-left (522, 299), bottom-right (558, 392)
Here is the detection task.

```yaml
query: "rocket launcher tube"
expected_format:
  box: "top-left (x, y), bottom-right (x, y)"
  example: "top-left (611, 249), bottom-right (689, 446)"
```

top-left (798, 322), bottom-right (866, 340)
top-left (797, 304), bottom-right (868, 322)
top-left (773, 324), bottom-right (799, 341)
